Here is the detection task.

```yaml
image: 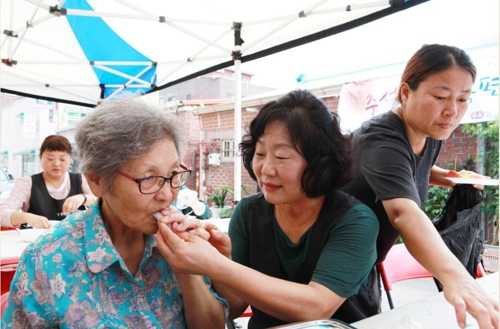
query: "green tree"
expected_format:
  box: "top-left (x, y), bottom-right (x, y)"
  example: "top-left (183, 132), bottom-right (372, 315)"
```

top-left (421, 121), bottom-right (498, 245)
top-left (461, 121), bottom-right (498, 244)
top-left (422, 186), bottom-right (452, 219)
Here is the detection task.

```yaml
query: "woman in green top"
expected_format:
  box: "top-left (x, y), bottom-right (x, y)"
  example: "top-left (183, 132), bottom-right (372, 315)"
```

top-left (156, 90), bottom-right (379, 327)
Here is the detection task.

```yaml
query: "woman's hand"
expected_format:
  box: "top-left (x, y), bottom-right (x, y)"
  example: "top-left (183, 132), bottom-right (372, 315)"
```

top-left (156, 208), bottom-right (231, 257)
top-left (156, 206), bottom-right (210, 240)
top-left (442, 274), bottom-right (499, 329)
top-left (156, 221), bottom-right (217, 276)
top-left (464, 171), bottom-right (490, 190)
top-left (201, 221), bottom-right (232, 258)
top-left (61, 194), bottom-right (87, 215)
top-left (445, 170), bottom-right (490, 189)
top-left (26, 214), bottom-right (51, 228)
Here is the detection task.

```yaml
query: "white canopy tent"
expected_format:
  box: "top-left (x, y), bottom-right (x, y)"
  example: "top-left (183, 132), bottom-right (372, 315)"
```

top-left (0, 0), bottom-right (428, 106)
top-left (8, 0), bottom-right (497, 199)
top-left (1, 0), bottom-right (432, 199)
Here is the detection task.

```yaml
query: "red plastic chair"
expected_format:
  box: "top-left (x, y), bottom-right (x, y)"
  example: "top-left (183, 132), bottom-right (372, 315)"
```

top-left (1, 257), bottom-right (20, 296)
top-left (1, 291), bottom-right (9, 316)
top-left (377, 243), bottom-right (485, 309)
top-left (226, 305), bottom-right (253, 329)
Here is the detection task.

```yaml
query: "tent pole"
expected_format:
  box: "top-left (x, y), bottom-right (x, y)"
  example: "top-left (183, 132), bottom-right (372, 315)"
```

top-left (232, 22), bottom-right (243, 201)
top-left (233, 56), bottom-right (242, 201)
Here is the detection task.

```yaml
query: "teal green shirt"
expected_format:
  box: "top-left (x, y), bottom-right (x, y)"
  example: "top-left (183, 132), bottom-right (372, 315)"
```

top-left (229, 197), bottom-right (378, 297)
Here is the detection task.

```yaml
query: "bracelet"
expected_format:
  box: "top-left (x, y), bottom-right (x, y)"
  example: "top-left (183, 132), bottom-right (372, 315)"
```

top-left (80, 193), bottom-right (87, 207)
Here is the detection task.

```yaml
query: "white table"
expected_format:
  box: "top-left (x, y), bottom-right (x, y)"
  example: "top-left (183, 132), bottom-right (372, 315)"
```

top-left (1, 230), bottom-right (30, 260)
top-left (1, 218), bottom-right (230, 261)
top-left (352, 272), bottom-right (499, 329)
top-left (207, 217), bottom-right (230, 234)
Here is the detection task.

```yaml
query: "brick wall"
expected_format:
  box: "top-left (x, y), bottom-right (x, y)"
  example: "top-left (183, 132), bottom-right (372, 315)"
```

top-left (435, 126), bottom-right (479, 171)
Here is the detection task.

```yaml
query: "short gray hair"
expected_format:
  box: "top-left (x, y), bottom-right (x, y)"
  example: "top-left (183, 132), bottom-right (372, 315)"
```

top-left (75, 96), bottom-right (186, 192)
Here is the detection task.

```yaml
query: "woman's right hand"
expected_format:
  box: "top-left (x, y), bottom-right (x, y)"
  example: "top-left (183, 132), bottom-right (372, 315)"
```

top-left (26, 215), bottom-right (51, 228)
top-left (201, 221), bottom-right (232, 258)
top-left (156, 221), bottom-right (219, 276)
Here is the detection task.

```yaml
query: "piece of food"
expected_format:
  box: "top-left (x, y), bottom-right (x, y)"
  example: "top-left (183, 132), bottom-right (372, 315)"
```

top-left (153, 212), bottom-right (163, 220)
top-left (445, 170), bottom-right (463, 178)
top-left (459, 170), bottom-right (470, 178)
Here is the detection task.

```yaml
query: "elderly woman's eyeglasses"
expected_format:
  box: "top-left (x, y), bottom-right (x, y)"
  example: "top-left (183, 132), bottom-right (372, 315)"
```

top-left (116, 165), bottom-right (192, 194)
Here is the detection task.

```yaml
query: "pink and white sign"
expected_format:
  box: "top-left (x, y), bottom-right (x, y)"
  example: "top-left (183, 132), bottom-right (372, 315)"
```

top-left (338, 66), bottom-right (499, 133)
top-left (23, 113), bottom-right (36, 138)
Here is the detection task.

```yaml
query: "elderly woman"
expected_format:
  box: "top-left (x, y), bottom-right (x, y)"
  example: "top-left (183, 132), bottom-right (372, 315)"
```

top-left (156, 90), bottom-right (379, 328)
top-left (1, 97), bottom-right (228, 328)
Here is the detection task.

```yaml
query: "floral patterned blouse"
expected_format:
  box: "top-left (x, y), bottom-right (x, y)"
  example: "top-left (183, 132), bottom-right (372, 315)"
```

top-left (1, 204), bottom-right (228, 328)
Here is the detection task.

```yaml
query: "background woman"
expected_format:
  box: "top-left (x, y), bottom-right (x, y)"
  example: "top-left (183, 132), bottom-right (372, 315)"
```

top-left (342, 44), bottom-right (499, 329)
top-left (1, 135), bottom-right (94, 228)
top-left (1, 97), bottom-right (227, 328)
top-left (156, 90), bottom-right (379, 327)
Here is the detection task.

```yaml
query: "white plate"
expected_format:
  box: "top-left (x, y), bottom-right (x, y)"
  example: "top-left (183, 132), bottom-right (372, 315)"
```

top-left (445, 178), bottom-right (499, 186)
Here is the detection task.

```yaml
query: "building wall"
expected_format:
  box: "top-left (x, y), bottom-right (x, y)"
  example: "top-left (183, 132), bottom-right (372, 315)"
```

top-left (1, 97), bottom-right (58, 179)
top-left (435, 126), bottom-right (479, 170)
top-left (180, 108), bottom-right (259, 202)
top-left (160, 71), bottom-right (273, 102)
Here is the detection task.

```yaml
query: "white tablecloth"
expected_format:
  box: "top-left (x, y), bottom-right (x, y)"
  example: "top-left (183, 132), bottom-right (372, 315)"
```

top-left (352, 272), bottom-right (499, 329)
top-left (1, 230), bottom-right (30, 260)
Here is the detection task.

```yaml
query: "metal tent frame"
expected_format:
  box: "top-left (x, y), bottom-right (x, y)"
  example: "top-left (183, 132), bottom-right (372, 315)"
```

top-left (1, 0), bottom-right (429, 199)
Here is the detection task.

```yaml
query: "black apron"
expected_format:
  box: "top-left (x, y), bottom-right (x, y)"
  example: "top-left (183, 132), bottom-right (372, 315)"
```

top-left (24, 172), bottom-right (84, 228)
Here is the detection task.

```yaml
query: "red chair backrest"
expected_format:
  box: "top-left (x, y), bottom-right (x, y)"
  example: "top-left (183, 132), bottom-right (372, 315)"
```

top-left (1, 257), bottom-right (20, 296)
top-left (378, 243), bottom-right (487, 291)
top-left (241, 305), bottom-right (253, 317)
top-left (1, 291), bottom-right (9, 316)
top-left (476, 262), bottom-right (486, 278)
top-left (378, 243), bottom-right (431, 291)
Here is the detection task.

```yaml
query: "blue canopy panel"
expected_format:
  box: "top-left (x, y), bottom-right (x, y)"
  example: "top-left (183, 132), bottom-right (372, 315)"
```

top-left (63, 0), bottom-right (156, 99)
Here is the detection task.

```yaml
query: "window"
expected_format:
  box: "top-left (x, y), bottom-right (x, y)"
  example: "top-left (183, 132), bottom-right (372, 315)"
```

top-left (221, 139), bottom-right (235, 162)
top-left (64, 108), bottom-right (87, 126)
top-left (22, 153), bottom-right (35, 177)
top-left (1, 151), bottom-right (8, 169)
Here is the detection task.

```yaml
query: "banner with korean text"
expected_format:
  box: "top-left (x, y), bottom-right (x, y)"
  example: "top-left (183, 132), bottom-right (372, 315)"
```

top-left (338, 64), bottom-right (498, 133)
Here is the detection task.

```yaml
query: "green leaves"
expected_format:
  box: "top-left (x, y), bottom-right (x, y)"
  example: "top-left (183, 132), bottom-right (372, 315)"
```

top-left (423, 186), bottom-right (452, 219)
top-left (461, 122), bottom-right (498, 236)
top-left (208, 186), bottom-right (234, 208)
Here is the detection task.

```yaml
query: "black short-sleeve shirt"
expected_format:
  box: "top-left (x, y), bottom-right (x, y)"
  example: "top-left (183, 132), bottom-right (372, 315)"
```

top-left (342, 111), bottom-right (441, 262)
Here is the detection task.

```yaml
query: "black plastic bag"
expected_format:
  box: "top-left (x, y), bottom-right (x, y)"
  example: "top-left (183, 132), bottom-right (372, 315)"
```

top-left (431, 184), bottom-right (485, 287)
